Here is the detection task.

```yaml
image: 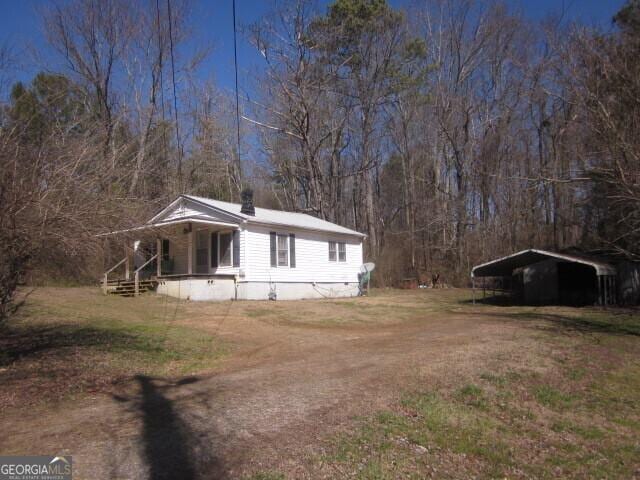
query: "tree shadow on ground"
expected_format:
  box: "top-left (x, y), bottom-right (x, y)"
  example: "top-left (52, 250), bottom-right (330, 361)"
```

top-left (113, 375), bottom-right (227, 480)
top-left (463, 295), bottom-right (515, 306)
top-left (466, 307), bottom-right (640, 337)
top-left (0, 323), bottom-right (141, 367)
top-left (3, 288), bottom-right (36, 318)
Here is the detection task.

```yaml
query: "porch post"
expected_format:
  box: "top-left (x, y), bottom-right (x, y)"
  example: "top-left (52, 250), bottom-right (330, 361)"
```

top-left (156, 238), bottom-right (162, 277)
top-left (124, 241), bottom-right (130, 280)
top-left (187, 223), bottom-right (193, 275)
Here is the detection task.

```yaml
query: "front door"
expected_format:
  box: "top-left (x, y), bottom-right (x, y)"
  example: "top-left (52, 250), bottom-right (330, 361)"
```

top-left (195, 230), bottom-right (209, 274)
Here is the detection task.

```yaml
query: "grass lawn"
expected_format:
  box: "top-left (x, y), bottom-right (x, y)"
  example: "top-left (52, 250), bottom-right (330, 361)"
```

top-left (0, 288), bottom-right (229, 409)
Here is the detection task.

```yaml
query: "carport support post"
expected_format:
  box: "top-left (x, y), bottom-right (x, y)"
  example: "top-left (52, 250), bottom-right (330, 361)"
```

top-left (612, 276), bottom-right (617, 304)
top-left (597, 276), bottom-right (603, 306)
top-left (607, 276), bottom-right (614, 305)
top-left (472, 277), bottom-right (475, 305)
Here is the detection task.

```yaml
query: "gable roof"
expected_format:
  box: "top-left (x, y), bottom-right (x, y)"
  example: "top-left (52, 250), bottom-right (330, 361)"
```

top-left (161, 195), bottom-right (366, 237)
top-left (471, 249), bottom-right (617, 277)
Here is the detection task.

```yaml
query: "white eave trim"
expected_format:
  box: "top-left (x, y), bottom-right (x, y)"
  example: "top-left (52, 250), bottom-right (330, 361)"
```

top-left (148, 195), bottom-right (247, 224)
top-left (245, 218), bottom-right (367, 238)
top-left (96, 218), bottom-right (240, 237)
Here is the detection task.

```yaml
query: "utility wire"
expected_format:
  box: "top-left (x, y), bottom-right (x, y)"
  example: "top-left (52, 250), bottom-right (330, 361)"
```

top-left (156, 0), bottom-right (166, 124)
top-left (167, 0), bottom-right (183, 190)
top-left (232, 0), bottom-right (243, 187)
top-left (156, 0), bottom-right (169, 184)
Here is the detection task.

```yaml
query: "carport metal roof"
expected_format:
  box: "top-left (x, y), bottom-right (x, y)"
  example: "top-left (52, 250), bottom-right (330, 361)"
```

top-left (471, 249), bottom-right (617, 278)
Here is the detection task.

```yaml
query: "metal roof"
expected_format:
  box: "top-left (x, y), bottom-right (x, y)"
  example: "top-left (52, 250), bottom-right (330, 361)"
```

top-left (471, 249), bottom-right (617, 277)
top-left (184, 195), bottom-right (366, 237)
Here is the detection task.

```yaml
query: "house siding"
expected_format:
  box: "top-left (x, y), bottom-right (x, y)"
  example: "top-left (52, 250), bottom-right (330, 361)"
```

top-left (243, 224), bottom-right (363, 283)
top-left (154, 223), bottom-right (363, 301)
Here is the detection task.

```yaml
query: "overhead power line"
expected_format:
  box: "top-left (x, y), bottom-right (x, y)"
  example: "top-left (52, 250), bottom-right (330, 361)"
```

top-left (167, 0), bottom-right (183, 189)
top-left (232, 0), bottom-right (243, 186)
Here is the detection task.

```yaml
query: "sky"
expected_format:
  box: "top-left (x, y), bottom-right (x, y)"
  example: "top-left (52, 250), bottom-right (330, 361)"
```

top-left (0, 0), bottom-right (627, 100)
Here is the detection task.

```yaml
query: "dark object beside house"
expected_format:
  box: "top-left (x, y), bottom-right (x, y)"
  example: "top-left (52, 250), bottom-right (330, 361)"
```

top-left (401, 278), bottom-right (418, 289)
top-left (471, 249), bottom-right (640, 306)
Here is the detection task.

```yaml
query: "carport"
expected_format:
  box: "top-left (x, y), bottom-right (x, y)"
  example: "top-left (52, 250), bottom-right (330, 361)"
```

top-left (471, 249), bottom-right (617, 306)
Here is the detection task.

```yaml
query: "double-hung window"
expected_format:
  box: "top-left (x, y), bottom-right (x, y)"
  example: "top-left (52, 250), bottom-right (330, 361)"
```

top-left (328, 241), bottom-right (337, 262)
top-left (338, 242), bottom-right (346, 262)
top-left (329, 241), bottom-right (346, 262)
top-left (277, 234), bottom-right (289, 266)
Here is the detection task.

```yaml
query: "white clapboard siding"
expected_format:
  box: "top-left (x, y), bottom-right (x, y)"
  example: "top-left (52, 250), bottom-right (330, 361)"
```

top-left (244, 224), bottom-right (363, 283)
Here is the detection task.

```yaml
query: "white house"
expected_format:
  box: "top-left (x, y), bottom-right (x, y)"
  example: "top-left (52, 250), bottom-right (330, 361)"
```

top-left (102, 191), bottom-right (366, 301)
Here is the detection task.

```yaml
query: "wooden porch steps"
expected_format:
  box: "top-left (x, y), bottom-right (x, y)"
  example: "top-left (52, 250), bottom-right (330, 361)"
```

top-left (105, 280), bottom-right (158, 297)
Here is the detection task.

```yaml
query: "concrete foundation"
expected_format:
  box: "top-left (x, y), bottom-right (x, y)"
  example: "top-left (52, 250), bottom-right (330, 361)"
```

top-left (237, 281), bottom-right (360, 300)
top-left (156, 277), bottom-right (360, 301)
top-left (156, 277), bottom-right (236, 301)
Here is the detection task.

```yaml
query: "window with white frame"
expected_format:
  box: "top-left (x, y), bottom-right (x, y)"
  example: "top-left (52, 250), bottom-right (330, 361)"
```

top-left (328, 241), bottom-right (337, 262)
top-left (277, 234), bottom-right (289, 266)
top-left (218, 232), bottom-right (232, 267)
top-left (338, 242), bottom-right (346, 262)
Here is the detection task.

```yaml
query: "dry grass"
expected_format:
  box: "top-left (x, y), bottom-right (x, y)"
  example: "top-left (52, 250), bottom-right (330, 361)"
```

top-left (0, 287), bottom-right (639, 479)
top-left (0, 288), bottom-right (229, 409)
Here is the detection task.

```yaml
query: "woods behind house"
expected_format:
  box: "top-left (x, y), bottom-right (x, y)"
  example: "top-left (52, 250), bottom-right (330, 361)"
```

top-left (1, 0), bottom-right (640, 317)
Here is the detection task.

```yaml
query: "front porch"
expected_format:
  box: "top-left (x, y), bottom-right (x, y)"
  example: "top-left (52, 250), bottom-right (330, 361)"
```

top-left (102, 220), bottom-right (241, 297)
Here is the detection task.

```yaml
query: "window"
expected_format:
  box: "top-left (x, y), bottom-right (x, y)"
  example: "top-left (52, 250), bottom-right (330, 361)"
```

top-left (277, 234), bottom-right (289, 266)
top-left (328, 241), bottom-right (337, 262)
top-left (338, 242), bottom-right (346, 262)
top-left (219, 232), bottom-right (232, 267)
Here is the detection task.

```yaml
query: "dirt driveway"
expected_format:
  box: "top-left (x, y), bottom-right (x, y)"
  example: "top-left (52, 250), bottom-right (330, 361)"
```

top-left (1, 288), bottom-right (637, 479)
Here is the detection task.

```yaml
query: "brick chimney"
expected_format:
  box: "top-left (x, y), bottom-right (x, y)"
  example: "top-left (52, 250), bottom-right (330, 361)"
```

top-left (240, 188), bottom-right (255, 216)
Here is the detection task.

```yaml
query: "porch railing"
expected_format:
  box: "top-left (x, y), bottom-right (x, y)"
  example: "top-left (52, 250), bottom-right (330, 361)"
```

top-left (134, 254), bottom-right (158, 296)
top-left (102, 257), bottom-right (128, 293)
